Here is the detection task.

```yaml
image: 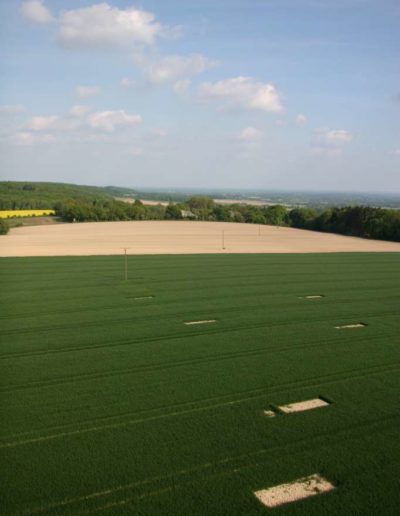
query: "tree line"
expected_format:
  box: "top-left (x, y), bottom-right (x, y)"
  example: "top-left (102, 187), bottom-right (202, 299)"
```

top-left (53, 196), bottom-right (400, 242)
top-left (0, 181), bottom-right (136, 210)
top-left (1, 189), bottom-right (399, 242)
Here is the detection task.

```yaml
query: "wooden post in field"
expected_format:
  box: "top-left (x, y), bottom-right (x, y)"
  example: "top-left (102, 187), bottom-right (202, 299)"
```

top-left (258, 225), bottom-right (261, 236)
top-left (123, 248), bottom-right (128, 280)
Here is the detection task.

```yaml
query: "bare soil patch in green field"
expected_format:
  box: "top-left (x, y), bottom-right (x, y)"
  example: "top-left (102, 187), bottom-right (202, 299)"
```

top-left (278, 398), bottom-right (330, 414)
top-left (335, 323), bottom-right (367, 329)
top-left (184, 319), bottom-right (217, 325)
top-left (254, 474), bottom-right (335, 507)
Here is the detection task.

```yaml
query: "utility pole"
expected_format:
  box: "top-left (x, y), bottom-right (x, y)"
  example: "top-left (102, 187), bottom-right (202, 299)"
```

top-left (123, 248), bottom-right (128, 280)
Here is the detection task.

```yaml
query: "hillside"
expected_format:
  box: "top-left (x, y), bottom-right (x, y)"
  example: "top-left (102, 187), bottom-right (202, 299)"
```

top-left (1, 182), bottom-right (399, 243)
top-left (0, 182), bottom-right (137, 210)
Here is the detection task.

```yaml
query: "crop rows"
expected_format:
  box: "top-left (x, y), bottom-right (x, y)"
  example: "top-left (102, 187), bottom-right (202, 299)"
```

top-left (1, 253), bottom-right (400, 515)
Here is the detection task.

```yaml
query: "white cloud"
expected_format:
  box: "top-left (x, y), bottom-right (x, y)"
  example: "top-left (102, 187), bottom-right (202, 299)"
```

top-left (135, 54), bottom-right (217, 84)
top-left (13, 132), bottom-right (35, 145)
top-left (75, 86), bottom-right (101, 99)
top-left (0, 105), bottom-right (25, 115)
top-left (14, 107), bottom-right (143, 144)
top-left (87, 110), bottom-right (142, 132)
top-left (58, 3), bottom-right (162, 48)
top-left (393, 148), bottom-right (400, 156)
top-left (238, 127), bottom-right (263, 142)
top-left (173, 79), bottom-right (191, 95)
top-left (150, 128), bottom-right (168, 138)
top-left (69, 105), bottom-right (90, 117)
top-left (310, 146), bottom-right (342, 158)
top-left (120, 78), bottom-right (136, 88)
top-left (25, 113), bottom-right (83, 135)
top-left (12, 132), bottom-right (56, 145)
top-left (80, 133), bottom-right (110, 143)
top-left (235, 127), bottom-right (264, 161)
top-left (315, 128), bottom-right (353, 146)
top-left (20, 0), bottom-right (54, 24)
top-left (198, 76), bottom-right (283, 113)
top-left (27, 115), bottom-right (58, 131)
top-left (295, 113), bottom-right (307, 127)
top-left (311, 127), bottom-right (353, 157)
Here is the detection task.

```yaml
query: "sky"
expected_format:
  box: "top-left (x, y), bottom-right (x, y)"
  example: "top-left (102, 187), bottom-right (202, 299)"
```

top-left (0, 0), bottom-right (399, 192)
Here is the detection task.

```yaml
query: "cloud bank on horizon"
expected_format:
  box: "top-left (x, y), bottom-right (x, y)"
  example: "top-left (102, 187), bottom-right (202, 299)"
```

top-left (1, 0), bottom-right (399, 192)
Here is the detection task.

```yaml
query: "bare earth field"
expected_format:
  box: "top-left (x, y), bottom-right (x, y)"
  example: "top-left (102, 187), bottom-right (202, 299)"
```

top-left (212, 198), bottom-right (276, 206)
top-left (119, 198), bottom-right (278, 206)
top-left (1, 221), bottom-right (400, 257)
top-left (7, 215), bottom-right (63, 227)
top-left (116, 198), bottom-right (169, 206)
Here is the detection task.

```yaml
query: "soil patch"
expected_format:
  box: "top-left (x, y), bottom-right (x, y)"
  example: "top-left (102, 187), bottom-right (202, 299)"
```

top-left (254, 473), bottom-right (335, 508)
top-left (335, 323), bottom-right (366, 329)
top-left (278, 398), bottom-right (330, 414)
top-left (263, 410), bottom-right (276, 418)
top-left (184, 320), bottom-right (216, 325)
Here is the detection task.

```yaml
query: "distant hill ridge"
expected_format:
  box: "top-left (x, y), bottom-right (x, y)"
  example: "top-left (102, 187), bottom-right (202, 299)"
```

top-left (0, 181), bottom-right (399, 243)
top-left (0, 182), bottom-right (137, 210)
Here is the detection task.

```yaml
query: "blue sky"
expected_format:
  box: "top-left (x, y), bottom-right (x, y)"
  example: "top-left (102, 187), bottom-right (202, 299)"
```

top-left (0, 0), bottom-right (399, 192)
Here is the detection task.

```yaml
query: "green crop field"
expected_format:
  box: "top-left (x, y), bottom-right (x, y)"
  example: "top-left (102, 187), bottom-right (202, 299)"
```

top-left (1, 253), bottom-right (400, 515)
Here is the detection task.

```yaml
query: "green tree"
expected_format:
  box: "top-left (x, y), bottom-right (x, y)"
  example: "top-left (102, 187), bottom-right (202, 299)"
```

top-left (212, 205), bottom-right (232, 221)
top-left (165, 204), bottom-right (183, 220)
top-left (0, 219), bottom-right (10, 235)
top-left (242, 206), bottom-right (266, 224)
top-left (289, 208), bottom-right (318, 229)
top-left (232, 210), bottom-right (245, 223)
top-left (188, 196), bottom-right (215, 211)
top-left (264, 205), bottom-right (287, 226)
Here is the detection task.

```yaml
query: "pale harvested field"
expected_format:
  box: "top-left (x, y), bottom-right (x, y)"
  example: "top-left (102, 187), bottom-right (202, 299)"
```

top-left (212, 198), bottom-right (275, 206)
top-left (1, 221), bottom-right (400, 257)
top-left (118, 197), bottom-right (272, 206)
top-left (116, 198), bottom-right (169, 206)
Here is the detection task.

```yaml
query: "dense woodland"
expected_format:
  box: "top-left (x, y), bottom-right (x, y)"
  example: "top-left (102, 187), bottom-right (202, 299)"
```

top-left (0, 182), bottom-right (399, 242)
top-left (0, 182), bottom-right (136, 209)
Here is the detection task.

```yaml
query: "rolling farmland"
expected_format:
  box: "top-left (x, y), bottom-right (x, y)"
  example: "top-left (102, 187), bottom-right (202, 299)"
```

top-left (2, 221), bottom-right (400, 257)
top-left (1, 253), bottom-right (400, 515)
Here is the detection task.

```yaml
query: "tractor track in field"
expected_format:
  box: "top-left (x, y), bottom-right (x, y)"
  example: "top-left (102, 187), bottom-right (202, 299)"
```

top-left (2, 361), bottom-right (399, 449)
top-left (1, 286), bottom-right (400, 323)
top-left (1, 309), bottom-right (398, 360)
top-left (2, 267), bottom-right (399, 308)
top-left (1, 282), bottom-right (399, 337)
top-left (1, 267), bottom-right (399, 309)
top-left (2, 277), bottom-right (400, 335)
top-left (17, 414), bottom-right (400, 515)
top-left (3, 261), bottom-right (398, 284)
top-left (0, 330), bottom-right (394, 392)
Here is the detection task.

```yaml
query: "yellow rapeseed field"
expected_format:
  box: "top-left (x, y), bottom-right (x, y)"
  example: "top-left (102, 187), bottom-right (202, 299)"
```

top-left (0, 209), bottom-right (55, 218)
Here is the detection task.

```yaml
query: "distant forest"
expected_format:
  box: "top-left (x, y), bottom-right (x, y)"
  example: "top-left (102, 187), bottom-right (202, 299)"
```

top-left (0, 181), bottom-right (399, 242)
top-left (0, 181), bottom-right (137, 209)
